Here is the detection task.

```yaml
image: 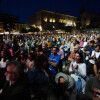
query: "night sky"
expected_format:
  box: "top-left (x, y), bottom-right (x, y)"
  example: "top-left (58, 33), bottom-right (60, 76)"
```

top-left (0, 0), bottom-right (100, 23)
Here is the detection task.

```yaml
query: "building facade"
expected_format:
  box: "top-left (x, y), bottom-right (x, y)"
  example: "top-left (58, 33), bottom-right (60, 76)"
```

top-left (0, 13), bottom-right (26, 32)
top-left (80, 8), bottom-right (100, 27)
top-left (28, 10), bottom-right (77, 31)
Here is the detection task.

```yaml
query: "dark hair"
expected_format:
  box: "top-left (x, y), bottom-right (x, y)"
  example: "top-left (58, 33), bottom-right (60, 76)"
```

top-left (58, 76), bottom-right (64, 83)
top-left (75, 51), bottom-right (84, 63)
top-left (28, 52), bottom-right (35, 60)
top-left (90, 40), bottom-right (95, 44)
top-left (53, 47), bottom-right (59, 51)
top-left (0, 49), bottom-right (12, 62)
top-left (20, 50), bottom-right (27, 60)
top-left (35, 45), bottom-right (42, 52)
top-left (35, 54), bottom-right (48, 69)
top-left (6, 61), bottom-right (25, 75)
top-left (95, 45), bottom-right (100, 49)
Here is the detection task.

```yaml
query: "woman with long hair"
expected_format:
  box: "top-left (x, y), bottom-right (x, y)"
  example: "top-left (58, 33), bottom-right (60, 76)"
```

top-left (69, 51), bottom-right (87, 94)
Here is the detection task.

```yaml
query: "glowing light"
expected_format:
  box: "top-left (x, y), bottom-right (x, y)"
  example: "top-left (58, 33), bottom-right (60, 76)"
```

top-left (59, 19), bottom-right (63, 23)
top-left (53, 19), bottom-right (55, 23)
top-left (50, 18), bottom-right (53, 22)
top-left (86, 20), bottom-right (90, 26)
top-left (39, 26), bottom-right (42, 31)
top-left (74, 22), bottom-right (76, 26)
top-left (44, 17), bottom-right (47, 22)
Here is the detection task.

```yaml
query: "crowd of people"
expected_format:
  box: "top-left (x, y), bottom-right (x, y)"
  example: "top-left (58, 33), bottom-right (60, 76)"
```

top-left (0, 32), bottom-right (100, 100)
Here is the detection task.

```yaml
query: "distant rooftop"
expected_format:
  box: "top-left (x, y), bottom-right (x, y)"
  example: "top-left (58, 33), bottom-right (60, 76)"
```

top-left (30, 9), bottom-right (77, 18)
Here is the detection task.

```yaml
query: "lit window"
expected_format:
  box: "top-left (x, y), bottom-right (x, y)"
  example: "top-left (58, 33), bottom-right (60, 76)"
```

top-left (59, 19), bottom-right (63, 23)
top-left (44, 17), bottom-right (47, 22)
top-left (53, 19), bottom-right (55, 23)
top-left (74, 22), bottom-right (76, 26)
top-left (63, 20), bottom-right (67, 23)
top-left (50, 18), bottom-right (53, 22)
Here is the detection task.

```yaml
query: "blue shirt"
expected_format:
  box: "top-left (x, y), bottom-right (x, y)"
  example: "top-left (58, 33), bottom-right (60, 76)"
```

top-left (49, 53), bottom-right (60, 77)
top-left (85, 45), bottom-right (95, 56)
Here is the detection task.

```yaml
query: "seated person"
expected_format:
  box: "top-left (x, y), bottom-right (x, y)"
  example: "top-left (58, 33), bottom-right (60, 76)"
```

top-left (28, 55), bottom-right (50, 100)
top-left (49, 47), bottom-right (60, 78)
top-left (68, 45), bottom-right (82, 62)
top-left (0, 61), bottom-right (30, 100)
top-left (85, 68), bottom-right (100, 100)
top-left (55, 72), bottom-right (76, 100)
top-left (69, 52), bottom-right (86, 94)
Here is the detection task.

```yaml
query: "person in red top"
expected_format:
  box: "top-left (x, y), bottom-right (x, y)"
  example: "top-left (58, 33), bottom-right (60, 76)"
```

top-left (68, 45), bottom-right (80, 62)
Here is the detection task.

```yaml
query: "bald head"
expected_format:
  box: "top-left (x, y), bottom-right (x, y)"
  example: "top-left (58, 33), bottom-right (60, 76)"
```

top-left (74, 45), bottom-right (80, 52)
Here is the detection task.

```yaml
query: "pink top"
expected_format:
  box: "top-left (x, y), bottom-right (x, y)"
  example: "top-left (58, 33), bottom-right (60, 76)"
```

top-left (80, 40), bottom-right (84, 47)
top-left (9, 49), bottom-right (14, 56)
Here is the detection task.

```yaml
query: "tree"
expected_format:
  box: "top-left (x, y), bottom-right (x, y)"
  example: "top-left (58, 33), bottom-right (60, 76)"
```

top-left (19, 27), bottom-right (27, 33)
top-left (3, 22), bottom-right (15, 32)
top-left (76, 21), bottom-right (82, 30)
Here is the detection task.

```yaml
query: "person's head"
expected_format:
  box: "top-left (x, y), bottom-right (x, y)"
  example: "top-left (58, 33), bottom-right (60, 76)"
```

top-left (1, 51), bottom-right (4, 58)
top-left (75, 52), bottom-right (84, 63)
top-left (5, 61), bottom-right (25, 82)
top-left (84, 37), bottom-right (88, 42)
top-left (74, 45), bottom-right (80, 53)
top-left (62, 41), bottom-right (65, 45)
top-left (52, 47), bottom-right (59, 55)
top-left (35, 55), bottom-right (48, 69)
top-left (35, 46), bottom-right (42, 52)
top-left (97, 68), bottom-right (100, 81)
top-left (94, 38), bottom-right (99, 44)
top-left (12, 38), bottom-right (17, 44)
top-left (95, 45), bottom-right (100, 52)
top-left (3, 44), bottom-right (8, 49)
top-left (43, 37), bottom-right (45, 40)
top-left (28, 52), bottom-right (35, 60)
top-left (42, 43), bottom-right (48, 50)
top-left (1, 49), bottom-right (12, 61)
top-left (58, 76), bottom-right (65, 84)
top-left (73, 39), bottom-right (77, 46)
top-left (89, 40), bottom-right (94, 47)
top-left (52, 38), bottom-right (56, 42)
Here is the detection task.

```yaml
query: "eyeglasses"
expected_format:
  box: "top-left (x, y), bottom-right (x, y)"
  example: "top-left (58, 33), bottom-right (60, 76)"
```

top-left (6, 71), bottom-right (16, 74)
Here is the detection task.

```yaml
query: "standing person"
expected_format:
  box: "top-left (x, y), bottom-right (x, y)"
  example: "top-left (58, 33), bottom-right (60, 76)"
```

top-left (49, 47), bottom-right (60, 78)
top-left (0, 61), bottom-right (31, 100)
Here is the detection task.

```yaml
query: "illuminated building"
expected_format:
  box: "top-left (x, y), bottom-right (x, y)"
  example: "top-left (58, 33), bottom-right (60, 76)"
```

top-left (28, 10), bottom-right (77, 31)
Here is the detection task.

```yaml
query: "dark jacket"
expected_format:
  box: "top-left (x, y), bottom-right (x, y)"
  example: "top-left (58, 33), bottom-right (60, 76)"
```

top-left (0, 74), bottom-right (31, 100)
top-left (28, 67), bottom-right (50, 99)
top-left (85, 76), bottom-right (100, 100)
